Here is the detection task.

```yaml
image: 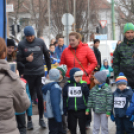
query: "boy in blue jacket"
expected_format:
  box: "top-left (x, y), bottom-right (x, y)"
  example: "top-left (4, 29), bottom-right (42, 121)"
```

top-left (111, 72), bottom-right (134, 134)
top-left (49, 44), bottom-right (60, 64)
top-left (42, 69), bottom-right (65, 134)
top-left (63, 68), bottom-right (89, 134)
top-left (100, 59), bottom-right (113, 84)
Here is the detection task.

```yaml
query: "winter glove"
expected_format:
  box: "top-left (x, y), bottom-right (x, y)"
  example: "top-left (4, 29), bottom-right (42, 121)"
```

top-left (130, 115), bottom-right (134, 122)
top-left (110, 114), bottom-right (115, 122)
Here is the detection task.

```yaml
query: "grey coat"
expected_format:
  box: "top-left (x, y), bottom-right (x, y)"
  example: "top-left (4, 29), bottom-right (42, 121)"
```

top-left (0, 59), bottom-right (30, 134)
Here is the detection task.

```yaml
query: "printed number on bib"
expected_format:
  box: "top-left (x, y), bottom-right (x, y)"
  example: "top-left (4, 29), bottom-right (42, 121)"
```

top-left (103, 70), bottom-right (109, 75)
top-left (114, 97), bottom-right (126, 108)
top-left (68, 87), bottom-right (82, 97)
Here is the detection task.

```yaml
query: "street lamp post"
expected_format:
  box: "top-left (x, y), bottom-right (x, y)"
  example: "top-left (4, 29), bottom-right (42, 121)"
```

top-left (111, 0), bottom-right (115, 40)
top-left (88, 0), bottom-right (90, 42)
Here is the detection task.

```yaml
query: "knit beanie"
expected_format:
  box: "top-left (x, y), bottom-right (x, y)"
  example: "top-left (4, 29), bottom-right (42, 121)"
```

top-left (103, 59), bottom-right (108, 64)
top-left (57, 64), bottom-right (67, 77)
top-left (7, 38), bottom-right (15, 47)
top-left (124, 23), bottom-right (134, 34)
top-left (24, 26), bottom-right (35, 36)
top-left (116, 72), bottom-right (127, 85)
top-left (49, 69), bottom-right (60, 81)
top-left (94, 71), bottom-right (107, 84)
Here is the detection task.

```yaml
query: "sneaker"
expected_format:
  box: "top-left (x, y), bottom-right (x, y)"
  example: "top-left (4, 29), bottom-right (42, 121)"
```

top-left (27, 121), bottom-right (33, 130)
top-left (39, 119), bottom-right (46, 128)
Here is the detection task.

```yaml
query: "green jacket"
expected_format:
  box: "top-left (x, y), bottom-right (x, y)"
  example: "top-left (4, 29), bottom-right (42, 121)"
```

top-left (113, 38), bottom-right (134, 89)
top-left (86, 84), bottom-right (113, 115)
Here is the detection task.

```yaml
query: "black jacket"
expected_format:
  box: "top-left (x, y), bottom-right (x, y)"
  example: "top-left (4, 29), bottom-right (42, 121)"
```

top-left (93, 47), bottom-right (101, 71)
top-left (18, 38), bottom-right (51, 76)
top-left (63, 80), bottom-right (89, 113)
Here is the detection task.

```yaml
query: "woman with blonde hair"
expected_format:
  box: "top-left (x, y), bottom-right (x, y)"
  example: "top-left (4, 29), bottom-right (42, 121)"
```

top-left (0, 37), bottom-right (30, 134)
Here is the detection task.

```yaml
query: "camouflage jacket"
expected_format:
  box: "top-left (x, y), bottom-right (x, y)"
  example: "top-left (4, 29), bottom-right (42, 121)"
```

top-left (113, 38), bottom-right (134, 89)
top-left (86, 84), bottom-right (113, 115)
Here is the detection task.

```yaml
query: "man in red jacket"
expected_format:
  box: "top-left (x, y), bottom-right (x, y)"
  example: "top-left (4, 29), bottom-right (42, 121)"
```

top-left (60, 32), bottom-right (97, 128)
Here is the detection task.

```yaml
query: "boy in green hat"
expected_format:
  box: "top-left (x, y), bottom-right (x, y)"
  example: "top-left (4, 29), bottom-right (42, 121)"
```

top-left (57, 64), bottom-right (68, 89)
top-left (57, 64), bottom-right (68, 132)
top-left (113, 23), bottom-right (134, 90)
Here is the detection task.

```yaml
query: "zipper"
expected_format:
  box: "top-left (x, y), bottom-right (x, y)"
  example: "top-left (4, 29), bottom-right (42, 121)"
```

top-left (74, 49), bottom-right (76, 67)
top-left (74, 83), bottom-right (77, 111)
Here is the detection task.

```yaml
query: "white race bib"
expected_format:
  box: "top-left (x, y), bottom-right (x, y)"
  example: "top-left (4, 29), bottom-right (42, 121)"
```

top-left (68, 87), bottom-right (82, 97)
top-left (114, 97), bottom-right (126, 108)
top-left (103, 70), bottom-right (109, 75)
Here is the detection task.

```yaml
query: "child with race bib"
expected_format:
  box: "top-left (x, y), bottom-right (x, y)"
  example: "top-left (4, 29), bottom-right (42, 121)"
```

top-left (110, 72), bottom-right (134, 134)
top-left (42, 69), bottom-right (65, 134)
top-left (63, 68), bottom-right (89, 134)
top-left (100, 59), bottom-right (113, 84)
top-left (86, 71), bottom-right (113, 134)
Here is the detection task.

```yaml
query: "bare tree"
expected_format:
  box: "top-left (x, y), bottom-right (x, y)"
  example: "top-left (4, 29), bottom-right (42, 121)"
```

top-left (50, 0), bottom-right (102, 41)
top-left (114, 0), bottom-right (134, 23)
top-left (7, 0), bottom-right (109, 41)
top-left (7, 0), bottom-right (48, 37)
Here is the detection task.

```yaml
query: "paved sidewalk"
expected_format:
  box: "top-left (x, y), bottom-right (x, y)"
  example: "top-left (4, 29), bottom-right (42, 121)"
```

top-left (27, 84), bottom-right (116, 134)
top-left (27, 115), bottom-right (116, 134)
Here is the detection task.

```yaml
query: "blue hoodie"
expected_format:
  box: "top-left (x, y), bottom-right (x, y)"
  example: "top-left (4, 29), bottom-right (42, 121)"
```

top-left (55, 44), bottom-right (67, 59)
top-left (42, 81), bottom-right (63, 122)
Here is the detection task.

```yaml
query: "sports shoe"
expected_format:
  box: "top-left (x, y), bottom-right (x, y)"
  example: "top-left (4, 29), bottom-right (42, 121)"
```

top-left (39, 119), bottom-right (46, 128)
top-left (27, 121), bottom-right (33, 130)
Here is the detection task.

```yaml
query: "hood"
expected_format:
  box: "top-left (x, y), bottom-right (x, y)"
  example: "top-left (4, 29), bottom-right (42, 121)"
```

top-left (69, 68), bottom-right (83, 83)
top-left (42, 79), bottom-right (56, 95)
top-left (0, 59), bottom-right (18, 82)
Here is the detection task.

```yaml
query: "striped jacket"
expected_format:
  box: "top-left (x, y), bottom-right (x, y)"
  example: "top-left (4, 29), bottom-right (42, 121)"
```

top-left (86, 83), bottom-right (113, 115)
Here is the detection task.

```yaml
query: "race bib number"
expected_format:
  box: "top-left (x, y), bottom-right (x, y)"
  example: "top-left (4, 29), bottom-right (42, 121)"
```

top-left (68, 87), bottom-right (82, 97)
top-left (114, 97), bottom-right (126, 108)
top-left (103, 70), bottom-right (109, 75)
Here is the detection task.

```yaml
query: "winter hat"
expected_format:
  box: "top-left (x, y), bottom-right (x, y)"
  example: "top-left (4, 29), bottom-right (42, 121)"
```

top-left (70, 68), bottom-right (83, 77)
top-left (103, 59), bottom-right (108, 64)
top-left (123, 23), bottom-right (134, 34)
top-left (24, 26), bottom-right (35, 36)
top-left (57, 65), bottom-right (67, 77)
top-left (69, 68), bottom-right (83, 82)
top-left (116, 72), bottom-right (127, 85)
top-left (49, 69), bottom-right (60, 81)
top-left (7, 38), bottom-right (15, 47)
top-left (94, 71), bottom-right (107, 84)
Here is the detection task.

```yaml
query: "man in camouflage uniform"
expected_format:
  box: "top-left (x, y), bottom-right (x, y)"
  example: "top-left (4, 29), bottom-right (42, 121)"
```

top-left (113, 23), bottom-right (134, 89)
